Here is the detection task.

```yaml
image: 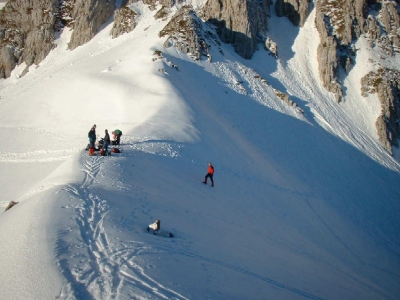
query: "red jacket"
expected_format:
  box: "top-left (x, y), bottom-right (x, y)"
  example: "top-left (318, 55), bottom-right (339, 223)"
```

top-left (208, 165), bottom-right (214, 174)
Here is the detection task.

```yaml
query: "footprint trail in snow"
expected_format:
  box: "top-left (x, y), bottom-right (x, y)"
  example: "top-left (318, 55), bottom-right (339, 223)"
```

top-left (56, 154), bottom-right (187, 300)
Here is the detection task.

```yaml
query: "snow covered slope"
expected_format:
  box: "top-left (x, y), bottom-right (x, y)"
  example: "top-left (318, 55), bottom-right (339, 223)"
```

top-left (0, 3), bottom-right (399, 300)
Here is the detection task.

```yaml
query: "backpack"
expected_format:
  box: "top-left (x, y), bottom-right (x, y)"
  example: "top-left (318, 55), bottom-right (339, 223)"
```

top-left (111, 148), bottom-right (120, 153)
top-left (89, 147), bottom-right (95, 156)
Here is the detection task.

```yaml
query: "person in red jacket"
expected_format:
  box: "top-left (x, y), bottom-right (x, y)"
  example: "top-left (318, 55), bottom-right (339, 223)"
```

top-left (203, 162), bottom-right (214, 187)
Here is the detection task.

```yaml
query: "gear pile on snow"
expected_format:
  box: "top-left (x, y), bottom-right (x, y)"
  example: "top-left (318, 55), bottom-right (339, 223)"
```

top-left (147, 219), bottom-right (173, 238)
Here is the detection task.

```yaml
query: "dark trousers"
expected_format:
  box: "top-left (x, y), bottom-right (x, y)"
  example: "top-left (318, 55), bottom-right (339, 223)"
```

top-left (204, 173), bottom-right (214, 185)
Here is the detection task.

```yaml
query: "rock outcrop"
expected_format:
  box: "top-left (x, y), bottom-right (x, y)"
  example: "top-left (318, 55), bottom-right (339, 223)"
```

top-left (159, 5), bottom-right (212, 60)
top-left (275, 0), bottom-right (311, 27)
top-left (361, 68), bottom-right (400, 154)
top-left (202, 0), bottom-right (270, 59)
top-left (273, 0), bottom-right (400, 152)
top-left (142, 0), bottom-right (184, 8)
top-left (111, 2), bottom-right (137, 39)
top-left (377, 1), bottom-right (400, 56)
top-left (360, 2), bottom-right (400, 154)
top-left (0, 0), bottom-right (58, 78)
top-left (314, 0), bottom-right (368, 102)
top-left (0, 0), bottom-right (116, 78)
top-left (68, 0), bottom-right (115, 50)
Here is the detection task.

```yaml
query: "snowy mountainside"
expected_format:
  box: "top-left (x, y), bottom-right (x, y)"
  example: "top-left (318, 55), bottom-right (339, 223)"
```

top-left (0, 1), bottom-right (399, 300)
top-left (264, 7), bottom-right (400, 170)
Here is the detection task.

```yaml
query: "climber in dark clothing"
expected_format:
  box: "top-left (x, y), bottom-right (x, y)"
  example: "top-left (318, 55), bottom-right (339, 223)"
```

top-left (103, 129), bottom-right (111, 151)
top-left (88, 127), bottom-right (96, 149)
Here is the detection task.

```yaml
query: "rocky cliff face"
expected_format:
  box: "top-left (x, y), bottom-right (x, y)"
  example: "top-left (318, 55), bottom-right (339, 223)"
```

top-left (311, 0), bottom-right (400, 153)
top-left (314, 0), bottom-right (368, 102)
top-left (361, 68), bottom-right (400, 154)
top-left (202, 0), bottom-right (270, 59)
top-left (68, 0), bottom-right (115, 50)
top-left (159, 5), bottom-right (210, 60)
top-left (120, 0), bottom-right (271, 60)
top-left (111, 1), bottom-right (137, 39)
top-left (0, 0), bottom-right (58, 78)
top-left (368, 2), bottom-right (400, 154)
top-left (0, 0), bottom-right (274, 77)
top-left (275, 0), bottom-right (311, 27)
top-left (0, 0), bottom-right (115, 78)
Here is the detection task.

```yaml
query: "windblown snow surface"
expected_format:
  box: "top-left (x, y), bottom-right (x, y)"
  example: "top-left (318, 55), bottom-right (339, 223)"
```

top-left (0, 2), bottom-right (399, 300)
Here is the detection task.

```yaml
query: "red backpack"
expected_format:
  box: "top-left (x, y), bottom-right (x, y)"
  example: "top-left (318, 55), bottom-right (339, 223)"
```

top-left (89, 147), bottom-right (95, 156)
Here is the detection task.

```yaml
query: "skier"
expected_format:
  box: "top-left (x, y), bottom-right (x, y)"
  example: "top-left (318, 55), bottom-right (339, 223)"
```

top-left (112, 129), bottom-right (122, 145)
top-left (103, 129), bottom-right (110, 151)
top-left (88, 126), bottom-right (96, 149)
top-left (202, 162), bottom-right (214, 187)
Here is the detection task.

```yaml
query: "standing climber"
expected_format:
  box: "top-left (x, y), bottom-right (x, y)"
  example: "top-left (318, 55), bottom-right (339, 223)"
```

top-left (103, 129), bottom-right (110, 151)
top-left (112, 129), bottom-right (122, 145)
top-left (88, 126), bottom-right (96, 149)
top-left (202, 162), bottom-right (214, 187)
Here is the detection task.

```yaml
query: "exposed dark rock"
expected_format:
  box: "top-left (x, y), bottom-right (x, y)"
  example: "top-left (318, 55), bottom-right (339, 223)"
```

top-left (361, 68), bottom-right (400, 154)
top-left (0, 0), bottom-right (58, 78)
top-left (154, 6), bottom-right (169, 20)
top-left (111, 4), bottom-right (137, 38)
top-left (377, 1), bottom-right (400, 56)
top-left (68, 0), bottom-right (115, 50)
top-left (0, 0), bottom-right (116, 77)
top-left (314, 0), bottom-right (369, 102)
top-left (202, 0), bottom-right (270, 59)
top-left (264, 37), bottom-right (278, 58)
top-left (159, 5), bottom-right (212, 60)
top-left (313, 0), bottom-right (400, 150)
top-left (275, 0), bottom-right (311, 27)
top-left (143, 0), bottom-right (180, 7)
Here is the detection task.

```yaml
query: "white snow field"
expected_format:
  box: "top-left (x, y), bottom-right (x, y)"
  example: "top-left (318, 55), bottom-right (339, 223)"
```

top-left (0, 2), bottom-right (399, 300)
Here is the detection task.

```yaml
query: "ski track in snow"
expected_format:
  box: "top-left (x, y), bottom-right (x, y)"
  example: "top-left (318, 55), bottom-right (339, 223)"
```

top-left (56, 150), bottom-right (188, 300)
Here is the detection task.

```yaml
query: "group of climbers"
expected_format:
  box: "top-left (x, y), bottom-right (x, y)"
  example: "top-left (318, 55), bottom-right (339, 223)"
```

top-left (87, 124), bottom-right (122, 155)
top-left (87, 125), bottom-right (215, 186)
